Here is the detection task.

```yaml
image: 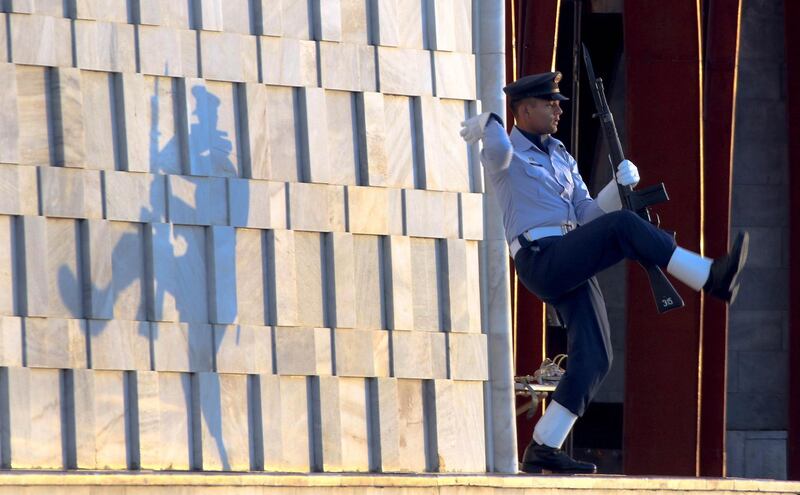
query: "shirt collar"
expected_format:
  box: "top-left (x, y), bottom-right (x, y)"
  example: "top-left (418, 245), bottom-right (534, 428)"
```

top-left (511, 126), bottom-right (567, 152)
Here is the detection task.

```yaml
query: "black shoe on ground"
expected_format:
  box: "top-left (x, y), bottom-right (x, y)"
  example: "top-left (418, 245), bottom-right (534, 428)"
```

top-left (520, 440), bottom-right (597, 474)
top-left (703, 231), bottom-right (749, 304)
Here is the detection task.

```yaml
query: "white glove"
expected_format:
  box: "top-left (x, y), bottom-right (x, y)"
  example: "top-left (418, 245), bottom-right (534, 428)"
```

top-left (460, 112), bottom-right (493, 144)
top-left (616, 159), bottom-right (640, 187)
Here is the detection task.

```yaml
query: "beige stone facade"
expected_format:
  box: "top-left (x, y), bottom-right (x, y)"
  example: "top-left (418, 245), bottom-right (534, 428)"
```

top-left (0, 0), bottom-right (511, 475)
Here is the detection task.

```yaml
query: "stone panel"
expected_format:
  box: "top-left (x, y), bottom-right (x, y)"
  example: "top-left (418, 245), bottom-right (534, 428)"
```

top-left (151, 322), bottom-right (214, 372)
top-left (234, 228), bottom-right (269, 325)
top-left (51, 68), bottom-right (87, 168)
top-left (441, 239), bottom-right (481, 333)
top-left (192, 372), bottom-right (250, 471)
top-left (460, 192), bottom-right (484, 240)
top-left (253, 0), bottom-right (281, 36)
top-left (410, 237), bottom-right (441, 332)
top-left (426, 0), bottom-right (455, 51)
top-left (80, 71), bottom-right (120, 171)
top-left (71, 369), bottom-right (128, 469)
top-left (74, 20), bottom-right (135, 72)
top-left (213, 324), bottom-right (272, 374)
top-left (288, 182), bottom-right (346, 232)
top-left (167, 175), bottom-right (228, 226)
top-left (737, 350), bottom-right (788, 395)
top-left (104, 221), bottom-right (148, 321)
top-left (371, 0), bottom-right (399, 47)
top-left (0, 218), bottom-right (14, 317)
top-left (375, 378), bottom-right (426, 472)
top-left (405, 189), bottom-right (460, 238)
top-left (239, 83), bottom-right (269, 179)
top-left (313, 0), bottom-right (342, 41)
top-left (729, 310), bottom-right (786, 351)
top-left (207, 226), bottom-right (237, 324)
top-left (259, 375), bottom-right (311, 472)
top-left (398, 0), bottom-right (426, 48)
top-left (24, 317), bottom-right (88, 369)
top-left (451, 0), bottom-right (472, 53)
top-left (82, 219), bottom-right (115, 319)
top-left (325, 232), bottom-right (356, 329)
top-left (171, 225), bottom-right (210, 323)
top-left (273, 326), bottom-right (332, 376)
top-left (392, 330), bottom-right (447, 379)
top-left (0, 64), bottom-right (20, 164)
top-left (415, 96), bottom-right (471, 192)
top-left (333, 328), bottom-right (389, 377)
top-left (319, 41), bottom-right (377, 92)
top-left (145, 223), bottom-right (178, 322)
top-left (431, 380), bottom-right (486, 472)
top-left (137, 371), bottom-right (194, 470)
top-left (220, 0), bottom-right (252, 34)
top-left (339, 0), bottom-right (369, 44)
top-left (16, 65), bottom-right (52, 166)
top-left (0, 164), bottom-right (37, 216)
top-left (0, 367), bottom-right (64, 469)
top-left (317, 376), bottom-right (369, 472)
top-left (437, 98), bottom-right (472, 189)
top-left (356, 92), bottom-right (389, 186)
top-left (347, 186), bottom-right (403, 235)
top-left (383, 94), bottom-right (416, 189)
top-left (377, 46), bottom-right (432, 96)
top-left (138, 26), bottom-right (197, 77)
top-left (194, 0), bottom-right (223, 31)
top-left (8, 14), bottom-right (72, 67)
top-left (324, 90), bottom-right (359, 186)
top-left (298, 87), bottom-right (330, 183)
top-left (157, 0), bottom-right (193, 28)
top-left (132, 75), bottom-right (184, 174)
top-left (260, 36), bottom-right (318, 87)
top-left (182, 79), bottom-right (242, 178)
top-left (266, 230), bottom-right (298, 326)
top-left (199, 31), bottom-right (259, 82)
top-left (728, 430), bottom-right (788, 480)
top-left (0, 317), bottom-right (23, 366)
top-left (294, 231), bottom-right (326, 327)
top-left (40, 167), bottom-right (102, 220)
top-left (45, 218), bottom-right (85, 318)
top-left (16, 216), bottom-right (48, 317)
top-left (353, 234), bottom-right (384, 329)
top-left (88, 319), bottom-right (150, 371)
top-left (0, 12), bottom-right (5, 56)
top-left (372, 0), bottom-right (425, 49)
top-left (281, 0), bottom-right (313, 39)
top-left (253, 86), bottom-right (300, 181)
top-left (448, 332), bottom-right (488, 381)
top-left (73, 0), bottom-right (130, 22)
top-left (384, 235), bottom-right (414, 330)
top-left (104, 171), bottom-right (167, 223)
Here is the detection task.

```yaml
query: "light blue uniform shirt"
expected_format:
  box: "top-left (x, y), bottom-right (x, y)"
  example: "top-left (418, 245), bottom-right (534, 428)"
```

top-left (481, 120), bottom-right (605, 244)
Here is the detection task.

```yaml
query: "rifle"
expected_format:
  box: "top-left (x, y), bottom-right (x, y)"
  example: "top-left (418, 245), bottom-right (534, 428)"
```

top-left (582, 44), bottom-right (684, 314)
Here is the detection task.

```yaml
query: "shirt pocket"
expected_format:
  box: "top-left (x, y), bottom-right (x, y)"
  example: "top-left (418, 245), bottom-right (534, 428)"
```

top-left (523, 161), bottom-right (548, 180)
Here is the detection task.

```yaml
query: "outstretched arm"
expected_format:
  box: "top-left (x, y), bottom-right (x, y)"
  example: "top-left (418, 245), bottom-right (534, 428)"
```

top-left (461, 113), bottom-right (513, 174)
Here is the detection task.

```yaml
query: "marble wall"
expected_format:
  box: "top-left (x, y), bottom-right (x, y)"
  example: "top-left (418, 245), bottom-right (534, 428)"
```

top-left (0, 0), bottom-right (502, 474)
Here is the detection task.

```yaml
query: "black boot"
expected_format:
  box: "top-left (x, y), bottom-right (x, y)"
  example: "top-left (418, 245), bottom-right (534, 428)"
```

top-left (520, 440), bottom-right (597, 474)
top-left (703, 231), bottom-right (749, 303)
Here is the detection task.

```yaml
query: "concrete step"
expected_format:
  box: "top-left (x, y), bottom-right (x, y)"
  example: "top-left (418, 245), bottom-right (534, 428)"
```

top-left (0, 472), bottom-right (798, 495)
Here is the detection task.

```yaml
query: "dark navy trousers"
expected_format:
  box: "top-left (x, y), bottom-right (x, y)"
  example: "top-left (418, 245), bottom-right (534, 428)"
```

top-left (513, 209), bottom-right (677, 417)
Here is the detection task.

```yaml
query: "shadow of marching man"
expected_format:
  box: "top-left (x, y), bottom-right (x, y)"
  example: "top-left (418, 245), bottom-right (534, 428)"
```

top-left (59, 77), bottom-right (246, 471)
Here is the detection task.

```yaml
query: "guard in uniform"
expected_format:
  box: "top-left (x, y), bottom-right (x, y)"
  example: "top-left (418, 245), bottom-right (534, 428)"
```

top-left (460, 72), bottom-right (749, 474)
